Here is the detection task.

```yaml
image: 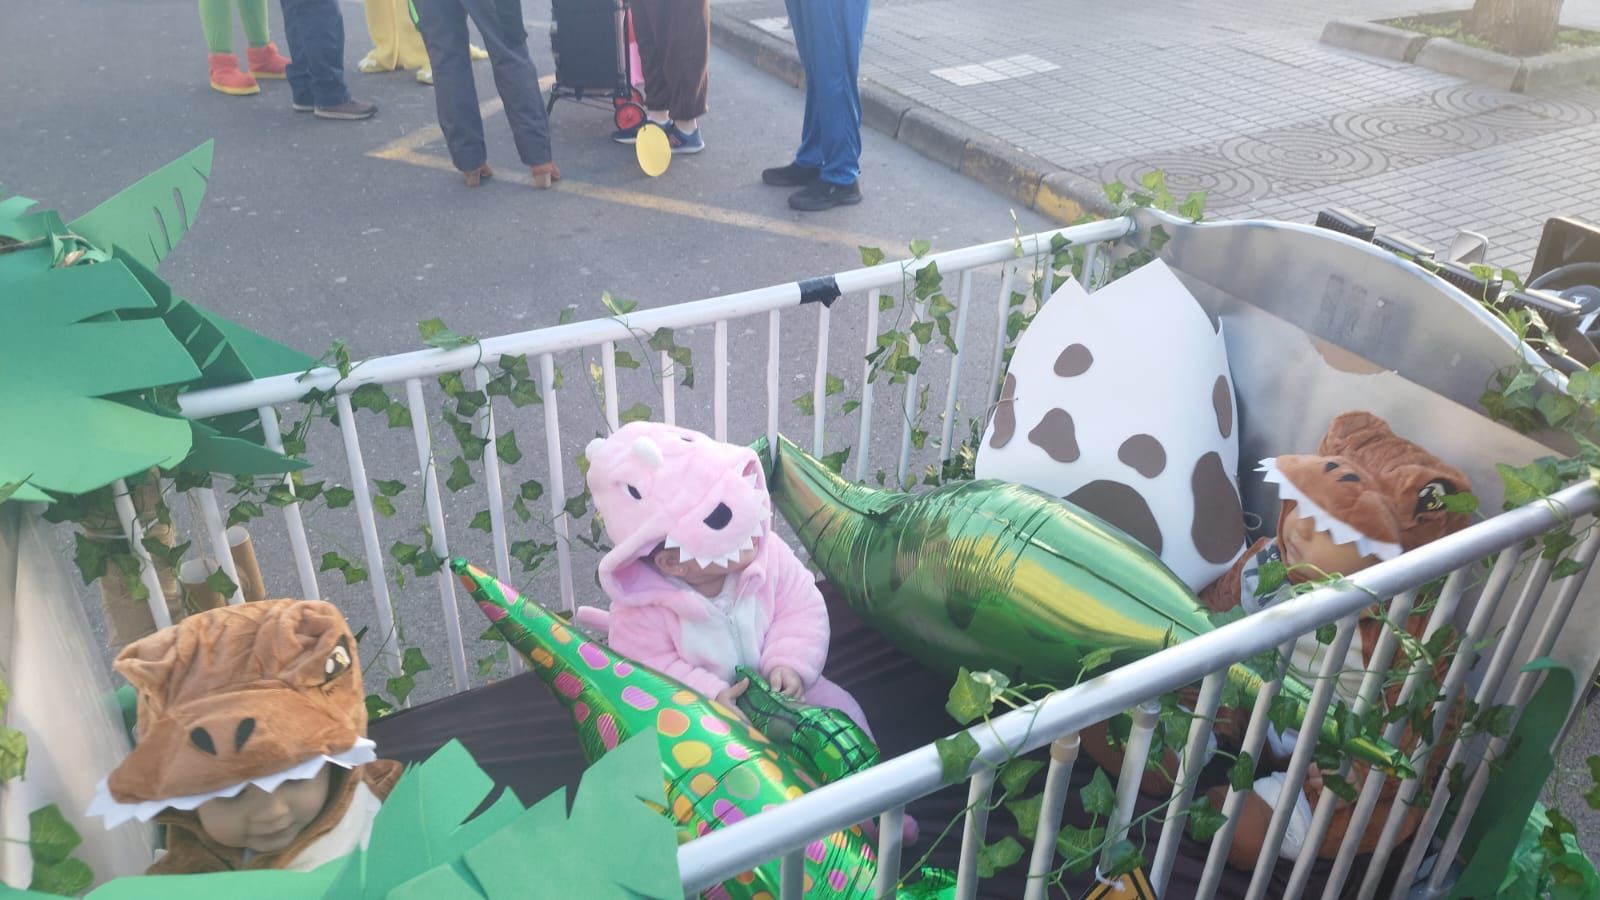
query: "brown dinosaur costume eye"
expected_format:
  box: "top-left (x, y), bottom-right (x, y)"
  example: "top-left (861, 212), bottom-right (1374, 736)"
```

top-left (323, 639), bottom-right (352, 682)
top-left (1416, 479), bottom-right (1455, 514)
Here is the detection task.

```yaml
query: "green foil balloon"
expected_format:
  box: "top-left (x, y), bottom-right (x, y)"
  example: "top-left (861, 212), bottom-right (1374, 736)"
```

top-left (733, 665), bottom-right (881, 786)
top-left (453, 558), bottom-right (881, 899)
top-left (755, 435), bottom-right (1411, 777)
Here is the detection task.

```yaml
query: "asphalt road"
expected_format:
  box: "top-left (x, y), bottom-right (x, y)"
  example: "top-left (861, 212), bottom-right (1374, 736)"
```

top-left (3, 0), bottom-right (1055, 700)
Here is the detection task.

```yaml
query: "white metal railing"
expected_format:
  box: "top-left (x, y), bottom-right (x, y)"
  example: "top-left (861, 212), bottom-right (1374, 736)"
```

top-left (92, 215), bottom-right (1594, 897)
top-left (676, 481), bottom-right (1600, 900)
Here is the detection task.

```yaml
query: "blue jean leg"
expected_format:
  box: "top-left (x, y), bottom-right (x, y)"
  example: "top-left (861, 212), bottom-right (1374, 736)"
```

top-left (785, 0), bottom-right (868, 184)
top-left (279, 0), bottom-right (351, 107)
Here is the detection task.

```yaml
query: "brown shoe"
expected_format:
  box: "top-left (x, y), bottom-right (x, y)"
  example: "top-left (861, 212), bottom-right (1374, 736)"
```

top-left (530, 161), bottom-right (561, 189)
top-left (463, 163), bottom-right (493, 187)
top-left (314, 99), bottom-right (377, 120)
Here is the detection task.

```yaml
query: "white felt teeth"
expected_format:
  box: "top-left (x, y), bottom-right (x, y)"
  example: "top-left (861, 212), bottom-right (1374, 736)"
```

top-left (664, 518), bottom-right (765, 569)
top-left (633, 436), bottom-right (664, 468)
top-left (1258, 459), bottom-right (1403, 561)
top-left (742, 472), bottom-right (759, 489)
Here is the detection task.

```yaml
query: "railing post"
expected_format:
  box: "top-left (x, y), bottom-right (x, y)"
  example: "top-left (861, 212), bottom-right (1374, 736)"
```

top-left (1023, 734), bottom-right (1081, 900)
top-left (953, 767), bottom-right (998, 900)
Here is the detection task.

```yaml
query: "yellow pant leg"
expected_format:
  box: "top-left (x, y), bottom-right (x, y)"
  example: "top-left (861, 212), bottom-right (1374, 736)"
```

top-left (359, 0), bottom-right (429, 72)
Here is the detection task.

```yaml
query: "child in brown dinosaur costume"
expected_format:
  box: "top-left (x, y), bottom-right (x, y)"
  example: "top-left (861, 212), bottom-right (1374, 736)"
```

top-left (1083, 411), bottom-right (1471, 868)
top-left (88, 599), bottom-right (402, 874)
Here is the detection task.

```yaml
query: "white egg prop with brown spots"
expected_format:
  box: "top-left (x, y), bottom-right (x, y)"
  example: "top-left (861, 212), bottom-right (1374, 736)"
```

top-left (976, 259), bottom-right (1246, 590)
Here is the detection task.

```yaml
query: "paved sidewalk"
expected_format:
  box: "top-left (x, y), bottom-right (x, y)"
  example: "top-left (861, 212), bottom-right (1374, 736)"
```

top-left (711, 0), bottom-right (1600, 271)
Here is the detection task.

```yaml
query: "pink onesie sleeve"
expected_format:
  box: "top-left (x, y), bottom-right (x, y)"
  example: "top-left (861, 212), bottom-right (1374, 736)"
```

top-left (605, 603), bottom-right (732, 699)
top-left (756, 539), bottom-right (831, 688)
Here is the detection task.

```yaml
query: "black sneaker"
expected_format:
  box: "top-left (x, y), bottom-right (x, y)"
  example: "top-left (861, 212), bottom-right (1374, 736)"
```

top-left (788, 179), bottom-right (862, 211)
top-left (291, 100), bottom-right (314, 112)
top-left (314, 99), bottom-right (377, 120)
top-left (762, 162), bottom-right (821, 187)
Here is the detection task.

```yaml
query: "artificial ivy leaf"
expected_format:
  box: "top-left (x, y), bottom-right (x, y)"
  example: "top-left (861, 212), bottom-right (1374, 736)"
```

top-left (1103, 181), bottom-right (1126, 205)
top-left (372, 495), bottom-right (396, 518)
top-left (793, 393), bottom-right (815, 416)
top-left (204, 568), bottom-right (238, 599)
top-left (28, 804), bottom-right (82, 866)
top-left (29, 858), bottom-right (93, 896)
top-left (600, 291), bottom-right (638, 316)
top-left (935, 732), bottom-right (980, 784)
top-left (325, 486), bottom-right (356, 509)
top-left (226, 499), bottom-right (263, 527)
top-left (1081, 768), bottom-right (1116, 816)
top-left (418, 317), bottom-right (476, 350)
top-left (1056, 824), bottom-right (1104, 874)
top-left (1006, 793), bottom-right (1043, 840)
top-left (909, 239), bottom-right (931, 258)
top-left (1228, 752), bottom-right (1256, 792)
top-left (401, 647), bottom-right (432, 677)
top-left (946, 667), bottom-right (1009, 724)
top-left (613, 349), bottom-right (640, 370)
top-left (1255, 560), bottom-right (1287, 597)
top-left (858, 246), bottom-right (885, 267)
top-left (1187, 794), bottom-right (1226, 841)
top-left (999, 758), bottom-right (1044, 796)
top-left (1078, 644), bottom-right (1128, 674)
top-left (619, 403), bottom-right (652, 425)
top-left (821, 449), bottom-right (850, 474)
top-left (497, 430), bottom-right (523, 465)
top-left (387, 675), bottom-right (416, 706)
top-left (1102, 839), bottom-right (1145, 878)
top-left (469, 510), bottom-right (493, 533)
top-left (1498, 459), bottom-right (1563, 509)
top-left (367, 694), bottom-right (396, 719)
top-left (976, 836), bottom-right (1024, 877)
top-left (375, 479), bottom-right (407, 498)
top-left (1552, 557), bottom-right (1585, 580)
top-left (0, 726), bottom-right (27, 780)
top-left (519, 479), bottom-right (544, 502)
top-left (446, 457), bottom-right (474, 492)
top-left (1586, 756), bottom-right (1600, 810)
top-left (1322, 772), bottom-right (1359, 803)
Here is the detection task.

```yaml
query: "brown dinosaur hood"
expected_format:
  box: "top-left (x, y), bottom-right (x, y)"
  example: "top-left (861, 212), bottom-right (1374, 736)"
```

top-left (1261, 411), bottom-right (1472, 564)
top-left (104, 599), bottom-right (369, 809)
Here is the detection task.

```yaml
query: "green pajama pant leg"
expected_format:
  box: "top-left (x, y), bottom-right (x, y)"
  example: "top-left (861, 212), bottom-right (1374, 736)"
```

top-left (237, 0), bottom-right (272, 48)
top-left (200, 0), bottom-right (235, 53)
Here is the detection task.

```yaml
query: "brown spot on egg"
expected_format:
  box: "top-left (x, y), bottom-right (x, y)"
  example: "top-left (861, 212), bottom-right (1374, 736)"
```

top-left (1065, 480), bottom-right (1164, 555)
top-left (1028, 409), bottom-right (1080, 462)
top-left (1054, 344), bottom-right (1094, 377)
top-left (1118, 434), bottom-right (1167, 478)
top-left (1212, 376), bottom-right (1234, 439)
top-left (989, 374), bottom-right (1017, 449)
top-left (1191, 451), bottom-right (1246, 563)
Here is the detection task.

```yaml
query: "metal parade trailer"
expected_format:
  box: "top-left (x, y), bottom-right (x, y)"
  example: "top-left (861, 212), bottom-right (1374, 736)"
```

top-left (4, 209), bottom-right (1597, 898)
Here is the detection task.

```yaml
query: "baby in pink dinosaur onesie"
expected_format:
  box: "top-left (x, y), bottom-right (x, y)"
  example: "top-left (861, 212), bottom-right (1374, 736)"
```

top-left (573, 421), bottom-right (872, 733)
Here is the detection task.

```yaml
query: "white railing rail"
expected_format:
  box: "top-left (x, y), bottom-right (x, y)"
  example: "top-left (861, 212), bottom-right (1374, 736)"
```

top-left (677, 480), bottom-right (1600, 899)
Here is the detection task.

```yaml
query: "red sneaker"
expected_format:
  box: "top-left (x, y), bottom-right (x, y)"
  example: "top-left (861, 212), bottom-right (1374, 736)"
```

top-left (208, 54), bottom-right (260, 96)
top-left (246, 42), bottom-right (291, 79)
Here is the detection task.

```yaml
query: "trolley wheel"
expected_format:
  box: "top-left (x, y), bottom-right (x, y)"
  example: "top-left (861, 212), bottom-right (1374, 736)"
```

top-left (614, 102), bottom-right (646, 131)
top-left (612, 87), bottom-right (646, 108)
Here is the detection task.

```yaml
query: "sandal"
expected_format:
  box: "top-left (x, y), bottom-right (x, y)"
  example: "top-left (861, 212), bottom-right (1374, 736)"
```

top-left (463, 163), bottom-right (493, 188)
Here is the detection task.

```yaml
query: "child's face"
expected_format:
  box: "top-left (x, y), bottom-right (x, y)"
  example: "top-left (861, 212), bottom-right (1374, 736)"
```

top-left (1279, 502), bottom-right (1378, 578)
top-left (651, 543), bottom-right (758, 579)
top-left (195, 765), bottom-right (331, 853)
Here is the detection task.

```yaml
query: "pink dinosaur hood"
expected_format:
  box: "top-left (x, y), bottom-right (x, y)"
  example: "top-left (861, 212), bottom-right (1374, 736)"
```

top-left (585, 422), bottom-right (773, 618)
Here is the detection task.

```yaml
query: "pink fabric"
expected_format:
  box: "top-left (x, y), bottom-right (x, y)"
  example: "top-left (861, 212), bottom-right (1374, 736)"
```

top-left (583, 423), bottom-right (846, 702)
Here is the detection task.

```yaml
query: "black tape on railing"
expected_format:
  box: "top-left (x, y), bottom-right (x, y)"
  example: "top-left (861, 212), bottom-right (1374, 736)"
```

top-left (798, 276), bottom-right (842, 307)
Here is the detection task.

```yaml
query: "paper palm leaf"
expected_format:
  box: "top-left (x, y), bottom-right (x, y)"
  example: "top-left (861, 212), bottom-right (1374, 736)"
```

top-left (0, 263), bottom-right (200, 502)
top-left (70, 141), bottom-right (214, 271)
top-left (68, 736), bottom-right (681, 899)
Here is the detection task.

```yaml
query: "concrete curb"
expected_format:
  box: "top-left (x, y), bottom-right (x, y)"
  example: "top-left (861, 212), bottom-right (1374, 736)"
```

top-left (1320, 20), bottom-right (1426, 62)
top-left (708, 11), bottom-right (1112, 224)
top-left (1320, 18), bottom-right (1600, 93)
top-left (1415, 37), bottom-right (1524, 90)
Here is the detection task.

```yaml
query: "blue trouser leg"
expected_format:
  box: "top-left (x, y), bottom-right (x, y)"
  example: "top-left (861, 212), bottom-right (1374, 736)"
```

top-left (415, 0), bottom-right (486, 170)
top-left (464, 0), bottom-right (553, 166)
top-left (785, 0), bottom-right (868, 185)
top-left (279, 0), bottom-right (350, 107)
